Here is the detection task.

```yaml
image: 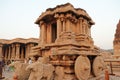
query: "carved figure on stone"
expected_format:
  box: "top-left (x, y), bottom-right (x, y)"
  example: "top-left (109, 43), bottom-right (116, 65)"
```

top-left (26, 57), bottom-right (55, 80)
top-left (9, 61), bottom-right (30, 80)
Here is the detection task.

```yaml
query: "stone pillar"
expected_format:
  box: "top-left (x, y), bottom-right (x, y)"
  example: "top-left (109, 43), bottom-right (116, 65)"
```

top-left (8, 46), bottom-right (11, 60)
top-left (40, 21), bottom-right (46, 44)
top-left (21, 47), bottom-right (24, 60)
top-left (0, 44), bottom-right (3, 61)
top-left (11, 44), bottom-right (16, 59)
top-left (66, 19), bottom-right (71, 32)
top-left (63, 20), bottom-right (66, 32)
top-left (76, 19), bottom-right (80, 34)
top-left (38, 26), bottom-right (41, 45)
top-left (15, 44), bottom-right (20, 59)
top-left (85, 19), bottom-right (88, 35)
top-left (60, 14), bottom-right (66, 32)
top-left (5, 47), bottom-right (8, 60)
top-left (82, 20), bottom-right (86, 34)
top-left (57, 18), bottom-right (61, 38)
top-left (66, 13), bottom-right (72, 32)
top-left (47, 24), bottom-right (52, 43)
top-left (25, 44), bottom-right (29, 58)
top-left (55, 13), bottom-right (61, 38)
top-left (85, 24), bottom-right (88, 34)
top-left (88, 24), bottom-right (91, 36)
top-left (79, 17), bottom-right (83, 34)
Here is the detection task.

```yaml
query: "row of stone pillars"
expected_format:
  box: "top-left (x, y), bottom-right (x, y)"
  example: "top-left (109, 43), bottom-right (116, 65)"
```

top-left (0, 42), bottom-right (38, 61)
top-left (55, 13), bottom-right (91, 37)
top-left (39, 13), bottom-right (92, 45)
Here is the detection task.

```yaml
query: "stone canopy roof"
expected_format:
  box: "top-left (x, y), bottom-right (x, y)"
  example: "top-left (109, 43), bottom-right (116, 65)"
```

top-left (0, 38), bottom-right (39, 44)
top-left (35, 3), bottom-right (94, 25)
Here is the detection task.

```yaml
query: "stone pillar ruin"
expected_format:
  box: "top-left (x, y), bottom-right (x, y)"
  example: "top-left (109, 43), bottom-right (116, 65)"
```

top-left (0, 38), bottom-right (38, 61)
top-left (21, 46), bottom-right (25, 60)
top-left (15, 44), bottom-right (20, 59)
top-left (8, 46), bottom-right (11, 60)
top-left (11, 44), bottom-right (16, 60)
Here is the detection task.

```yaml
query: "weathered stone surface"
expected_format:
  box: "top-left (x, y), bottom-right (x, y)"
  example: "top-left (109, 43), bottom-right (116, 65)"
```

top-left (35, 3), bottom-right (94, 25)
top-left (1, 3), bottom-right (108, 80)
top-left (32, 3), bottom-right (104, 80)
top-left (114, 20), bottom-right (120, 55)
top-left (9, 61), bottom-right (30, 80)
top-left (92, 56), bottom-right (106, 77)
top-left (75, 56), bottom-right (90, 80)
top-left (26, 57), bottom-right (54, 80)
top-left (0, 38), bottom-right (38, 61)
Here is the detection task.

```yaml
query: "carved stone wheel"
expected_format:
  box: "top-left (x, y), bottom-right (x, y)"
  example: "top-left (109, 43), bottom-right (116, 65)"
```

top-left (92, 56), bottom-right (105, 77)
top-left (75, 56), bottom-right (91, 80)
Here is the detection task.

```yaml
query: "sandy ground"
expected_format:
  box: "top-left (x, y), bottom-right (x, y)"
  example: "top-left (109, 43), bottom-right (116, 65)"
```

top-left (1, 66), bottom-right (120, 80)
top-left (2, 69), bottom-right (14, 80)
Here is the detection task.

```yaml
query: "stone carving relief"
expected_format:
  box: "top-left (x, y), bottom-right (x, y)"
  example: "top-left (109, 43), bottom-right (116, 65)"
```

top-left (26, 57), bottom-right (55, 80)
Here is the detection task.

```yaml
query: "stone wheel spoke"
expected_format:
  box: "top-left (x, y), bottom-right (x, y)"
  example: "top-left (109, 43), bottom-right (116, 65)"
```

top-left (75, 56), bottom-right (91, 80)
top-left (92, 56), bottom-right (105, 77)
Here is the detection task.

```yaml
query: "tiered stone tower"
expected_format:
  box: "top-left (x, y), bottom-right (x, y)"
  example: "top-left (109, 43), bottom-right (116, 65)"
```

top-left (114, 20), bottom-right (120, 55)
top-left (31, 3), bottom-right (105, 80)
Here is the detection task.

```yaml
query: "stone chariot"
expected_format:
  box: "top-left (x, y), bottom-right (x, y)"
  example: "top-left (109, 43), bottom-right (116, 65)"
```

top-left (31, 3), bottom-right (106, 80)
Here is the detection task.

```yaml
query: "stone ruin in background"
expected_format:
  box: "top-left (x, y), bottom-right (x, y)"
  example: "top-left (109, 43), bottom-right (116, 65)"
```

top-left (114, 20), bottom-right (120, 56)
top-left (0, 38), bottom-right (38, 61)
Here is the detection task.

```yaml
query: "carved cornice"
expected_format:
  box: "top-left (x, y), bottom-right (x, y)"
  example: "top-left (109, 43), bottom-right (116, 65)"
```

top-left (0, 38), bottom-right (39, 44)
top-left (35, 3), bottom-right (94, 25)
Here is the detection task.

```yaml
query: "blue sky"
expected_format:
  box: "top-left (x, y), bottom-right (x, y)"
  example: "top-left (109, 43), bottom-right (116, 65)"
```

top-left (0, 0), bottom-right (120, 49)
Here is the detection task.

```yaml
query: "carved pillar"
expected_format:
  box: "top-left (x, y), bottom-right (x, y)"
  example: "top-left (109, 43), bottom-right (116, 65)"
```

top-left (63, 20), bottom-right (66, 32)
top-left (40, 21), bottom-right (46, 44)
top-left (82, 20), bottom-right (86, 34)
top-left (47, 24), bottom-right (52, 43)
top-left (84, 19), bottom-right (88, 35)
top-left (28, 44), bottom-right (30, 55)
top-left (5, 47), bottom-right (8, 60)
top-left (25, 44), bottom-right (29, 58)
top-left (0, 44), bottom-right (3, 60)
top-left (21, 47), bottom-right (24, 60)
top-left (66, 19), bottom-right (71, 32)
top-left (79, 17), bottom-right (83, 34)
top-left (88, 24), bottom-right (91, 36)
top-left (57, 18), bottom-right (61, 38)
top-left (60, 14), bottom-right (66, 32)
top-left (60, 14), bottom-right (64, 32)
top-left (85, 24), bottom-right (88, 34)
top-left (15, 44), bottom-right (20, 59)
top-left (55, 14), bottom-right (61, 38)
top-left (66, 13), bottom-right (72, 32)
top-left (38, 26), bottom-right (41, 45)
top-left (11, 44), bottom-right (15, 59)
top-left (76, 19), bottom-right (80, 34)
top-left (8, 45), bottom-right (11, 59)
